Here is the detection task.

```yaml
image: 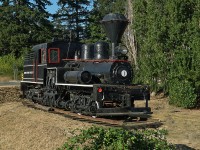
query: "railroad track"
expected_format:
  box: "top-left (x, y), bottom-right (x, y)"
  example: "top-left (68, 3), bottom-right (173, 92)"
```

top-left (22, 100), bottom-right (162, 129)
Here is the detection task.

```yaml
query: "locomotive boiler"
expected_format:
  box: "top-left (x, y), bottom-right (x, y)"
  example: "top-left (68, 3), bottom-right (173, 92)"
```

top-left (20, 13), bottom-right (151, 118)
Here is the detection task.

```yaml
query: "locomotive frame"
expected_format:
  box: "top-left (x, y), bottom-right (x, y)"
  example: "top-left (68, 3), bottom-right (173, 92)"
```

top-left (20, 13), bottom-right (152, 118)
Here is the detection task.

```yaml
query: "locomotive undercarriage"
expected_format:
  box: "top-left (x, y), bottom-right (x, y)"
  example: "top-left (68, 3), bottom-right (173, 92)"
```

top-left (23, 87), bottom-right (96, 116)
top-left (21, 82), bottom-right (151, 118)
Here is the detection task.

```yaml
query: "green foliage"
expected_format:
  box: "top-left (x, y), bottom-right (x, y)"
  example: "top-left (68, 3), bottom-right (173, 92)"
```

top-left (0, 1), bottom-right (53, 57)
top-left (58, 126), bottom-right (175, 150)
top-left (133, 0), bottom-right (171, 92)
top-left (0, 54), bottom-right (23, 76)
top-left (132, 0), bottom-right (200, 107)
top-left (83, 9), bottom-right (107, 43)
top-left (169, 79), bottom-right (197, 108)
top-left (84, 0), bottom-right (126, 43)
top-left (54, 0), bottom-right (91, 41)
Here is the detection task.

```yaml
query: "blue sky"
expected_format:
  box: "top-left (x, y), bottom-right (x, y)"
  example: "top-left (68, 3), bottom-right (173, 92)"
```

top-left (45, 0), bottom-right (93, 14)
top-left (46, 1), bottom-right (59, 14)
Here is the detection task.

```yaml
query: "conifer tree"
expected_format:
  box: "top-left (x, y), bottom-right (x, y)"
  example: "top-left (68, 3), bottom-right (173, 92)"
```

top-left (0, 0), bottom-right (53, 57)
top-left (85, 0), bottom-right (125, 43)
top-left (55, 0), bottom-right (90, 41)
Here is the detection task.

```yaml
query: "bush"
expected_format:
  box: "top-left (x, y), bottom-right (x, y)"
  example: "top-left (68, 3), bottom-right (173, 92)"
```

top-left (0, 54), bottom-right (23, 77)
top-left (169, 78), bottom-right (197, 108)
top-left (132, 0), bottom-right (200, 108)
top-left (58, 126), bottom-right (175, 150)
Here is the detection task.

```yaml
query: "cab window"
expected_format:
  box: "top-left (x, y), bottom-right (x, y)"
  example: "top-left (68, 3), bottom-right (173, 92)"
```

top-left (48, 48), bottom-right (60, 63)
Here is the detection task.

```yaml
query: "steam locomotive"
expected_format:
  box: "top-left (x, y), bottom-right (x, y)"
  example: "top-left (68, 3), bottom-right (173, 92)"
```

top-left (20, 13), bottom-right (151, 118)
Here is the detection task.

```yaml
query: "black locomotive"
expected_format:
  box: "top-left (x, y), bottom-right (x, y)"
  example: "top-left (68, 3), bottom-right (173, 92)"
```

top-left (20, 13), bottom-right (151, 118)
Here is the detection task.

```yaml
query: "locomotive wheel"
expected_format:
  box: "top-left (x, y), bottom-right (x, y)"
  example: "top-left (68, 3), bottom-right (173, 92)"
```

top-left (71, 99), bottom-right (81, 113)
top-left (42, 96), bottom-right (48, 106)
top-left (89, 102), bottom-right (97, 117)
top-left (64, 101), bottom-right (70, 111)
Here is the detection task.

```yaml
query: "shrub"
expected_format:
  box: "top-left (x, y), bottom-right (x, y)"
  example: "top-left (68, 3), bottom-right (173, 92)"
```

top-left (169, 78), bottom-right (197, 108)
top-left (0, 54), bottom-right (23, 77)
top-left (58, 126), bottom-right (175, 150)
top-left (132, 0), bottom-right (200, 108)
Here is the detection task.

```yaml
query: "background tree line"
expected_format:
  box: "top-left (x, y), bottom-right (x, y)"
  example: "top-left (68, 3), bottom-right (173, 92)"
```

top-left (0, 0), bottom-right (200, 108)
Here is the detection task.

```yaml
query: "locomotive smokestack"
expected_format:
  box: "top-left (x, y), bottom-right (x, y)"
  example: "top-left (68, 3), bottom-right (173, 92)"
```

top-left (101, 13), bottom-right (129, 59)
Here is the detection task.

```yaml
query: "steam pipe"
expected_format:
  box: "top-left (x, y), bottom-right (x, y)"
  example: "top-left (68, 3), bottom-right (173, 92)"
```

top-left (111, 42), bottom-right (115, 59)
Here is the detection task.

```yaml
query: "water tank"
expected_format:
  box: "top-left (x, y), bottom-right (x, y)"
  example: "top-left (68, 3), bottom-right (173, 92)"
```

top-left (81, 44), bottom-right (94, 60)
top-left (94, 42), bottom-right (109, 60)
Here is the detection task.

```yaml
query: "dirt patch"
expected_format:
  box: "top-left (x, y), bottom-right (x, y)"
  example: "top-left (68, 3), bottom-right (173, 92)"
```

top-left (0, 76), bottom-right (12, 82)
top-left (0, 87), bottom-right (93, 150)
top-left (0, 87), bottom-right (200, 150)
top-left (0, 102), bottom-right (92, 150)
top-left (150, 96), bottom-right (200, 150)
top-left (0, 87), bottom-right (22, 103)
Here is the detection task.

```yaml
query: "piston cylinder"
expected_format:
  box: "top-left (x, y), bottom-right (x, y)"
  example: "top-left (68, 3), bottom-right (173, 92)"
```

top-left (64, 71), bottom-right (92, 84)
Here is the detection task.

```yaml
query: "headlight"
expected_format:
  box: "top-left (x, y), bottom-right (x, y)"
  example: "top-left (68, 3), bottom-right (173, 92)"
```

top-left (120, 49), bottom-right (128, 55)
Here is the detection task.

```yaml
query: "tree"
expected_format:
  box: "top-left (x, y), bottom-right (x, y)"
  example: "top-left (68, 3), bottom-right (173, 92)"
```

top-left (0, 0), bottom-right (52, 13)
top-left (54, 0), bottom-right (91, 41)
top-left (32, 0), bottom-right (52, 13)
top-left (124, 0), bottom-right (137, 67)
top-left (85, 0), bottom-right (126, 43)
top-left (132, 0), bottom-right (200, 107)
top-left (0, 0), bottom-right (54, 57)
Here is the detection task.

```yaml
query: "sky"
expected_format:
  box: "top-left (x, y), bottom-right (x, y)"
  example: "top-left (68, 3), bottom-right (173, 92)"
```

top-left (45, 1), bottom-right (93, 14)
top-left (46, 1), bottom-right (59, 14)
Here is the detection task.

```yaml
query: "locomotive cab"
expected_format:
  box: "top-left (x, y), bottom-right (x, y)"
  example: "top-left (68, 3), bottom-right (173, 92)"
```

top-left (22, 41), bottom-right (82, 83)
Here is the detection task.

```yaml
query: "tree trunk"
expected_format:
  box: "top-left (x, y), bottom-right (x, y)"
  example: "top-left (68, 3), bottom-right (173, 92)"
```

top-left (124, 0), bottom-right (138, 68)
